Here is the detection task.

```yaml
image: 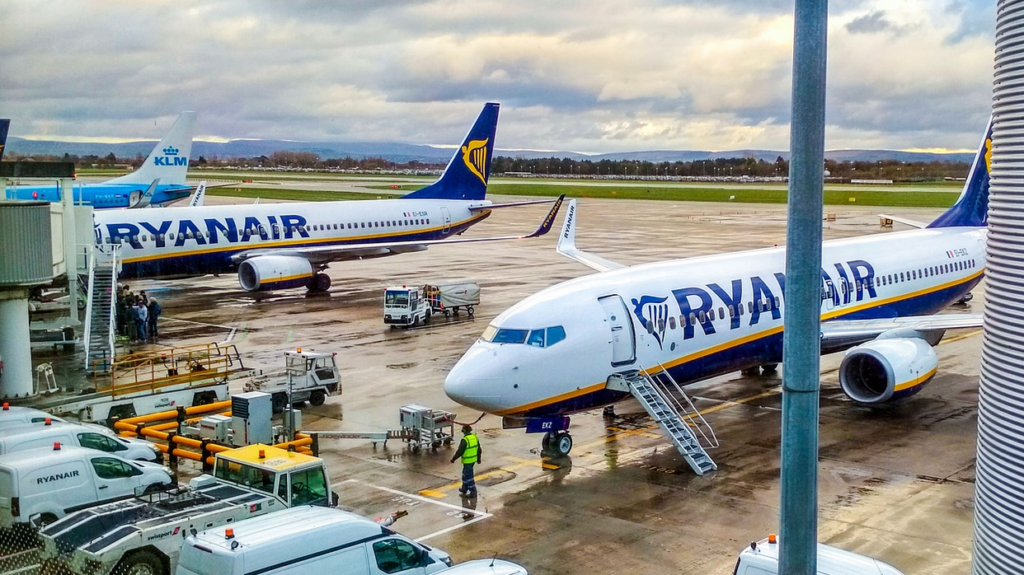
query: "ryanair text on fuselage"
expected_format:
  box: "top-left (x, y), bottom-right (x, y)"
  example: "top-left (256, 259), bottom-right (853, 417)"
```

top-left (101, 214), bottom-right (313, 249)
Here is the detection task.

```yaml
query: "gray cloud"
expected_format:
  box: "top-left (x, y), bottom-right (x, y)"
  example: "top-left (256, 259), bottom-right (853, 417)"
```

top-left (0, 0), bottom-right (996, 153)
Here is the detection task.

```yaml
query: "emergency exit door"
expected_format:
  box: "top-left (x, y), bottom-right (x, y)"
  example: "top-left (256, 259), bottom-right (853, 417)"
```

top-left (599, 295), bottom-right (636, 366)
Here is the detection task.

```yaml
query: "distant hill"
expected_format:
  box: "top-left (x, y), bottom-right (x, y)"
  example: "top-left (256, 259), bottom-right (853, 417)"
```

top-left (5, 137), bottom-right (974, 164)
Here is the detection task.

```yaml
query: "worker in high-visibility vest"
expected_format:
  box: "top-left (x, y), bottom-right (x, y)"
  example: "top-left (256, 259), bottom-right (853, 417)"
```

top-left (451, 425), bottom-right (482, 497)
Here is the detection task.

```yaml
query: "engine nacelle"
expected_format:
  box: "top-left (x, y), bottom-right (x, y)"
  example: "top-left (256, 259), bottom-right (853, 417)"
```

top-left (237, 255), bottom-right (313, 292)
top-left (838, 337), bottom-right (938, 404)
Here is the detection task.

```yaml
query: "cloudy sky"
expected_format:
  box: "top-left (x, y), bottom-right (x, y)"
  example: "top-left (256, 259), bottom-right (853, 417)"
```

top-left (1, 0), bottom-right (995, 154)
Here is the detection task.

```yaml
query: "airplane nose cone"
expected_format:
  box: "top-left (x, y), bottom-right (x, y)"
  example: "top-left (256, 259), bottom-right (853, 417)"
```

top-left (445, 343), bottom-right (507, 413)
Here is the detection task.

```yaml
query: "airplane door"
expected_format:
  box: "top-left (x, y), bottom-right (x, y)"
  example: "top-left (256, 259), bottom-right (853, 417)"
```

top-left (598, 295), bottom-right (636, 366)
top-left (441, 207), bottom-right (451, 234)
top-left (822, 279), bottom-right (836, 311)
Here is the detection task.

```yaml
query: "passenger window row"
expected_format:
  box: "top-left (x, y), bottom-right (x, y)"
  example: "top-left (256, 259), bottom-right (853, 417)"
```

top-left (873, 259), bottom-right (976, 288)
top-left (646, 296), bottom-right (784, 335)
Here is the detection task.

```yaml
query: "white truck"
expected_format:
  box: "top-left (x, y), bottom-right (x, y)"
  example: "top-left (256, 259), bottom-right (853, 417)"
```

top-left (242, 350), bottom-right (341, 413)
top-left (384, 281), bottom-right (480, 326)
top-left (38, 443), bottom-right (339, 575)
top-left (734, 534), bottom-right (905, 574)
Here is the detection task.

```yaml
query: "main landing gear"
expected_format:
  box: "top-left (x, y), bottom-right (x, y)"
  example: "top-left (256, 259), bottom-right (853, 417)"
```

top-left (307, 272), bottom-right (332, 293)
top-left (541, 430), bottom-right (573, 456)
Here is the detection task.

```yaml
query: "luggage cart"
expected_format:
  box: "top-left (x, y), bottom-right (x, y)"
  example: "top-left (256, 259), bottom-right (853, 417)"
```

top-left (399, 404), bottom-right (455, 453)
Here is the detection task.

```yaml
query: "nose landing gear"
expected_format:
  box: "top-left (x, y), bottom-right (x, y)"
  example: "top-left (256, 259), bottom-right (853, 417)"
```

top-left (542, 430), bottom-right (573, 456)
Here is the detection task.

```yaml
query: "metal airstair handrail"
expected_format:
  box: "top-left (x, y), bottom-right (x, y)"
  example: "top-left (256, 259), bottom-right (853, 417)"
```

top-left (652, 362), bottom-right (719, 449)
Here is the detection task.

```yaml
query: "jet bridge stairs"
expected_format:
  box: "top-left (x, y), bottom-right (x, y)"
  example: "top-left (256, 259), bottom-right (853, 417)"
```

top-left (609, 367), bottom-right (718, 475)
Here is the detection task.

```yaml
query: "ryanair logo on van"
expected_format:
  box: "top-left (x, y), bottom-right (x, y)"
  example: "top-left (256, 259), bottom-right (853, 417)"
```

top-left (462, 138), bottom-right (489, 185)
top-left (37, 470), bottom-right (80, 485)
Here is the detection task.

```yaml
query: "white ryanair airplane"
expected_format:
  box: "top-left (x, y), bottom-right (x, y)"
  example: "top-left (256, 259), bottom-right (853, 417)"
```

top-left (93, 103), bottom-right (563, 293)
top-left (445, 121), bottom-right (990, 456)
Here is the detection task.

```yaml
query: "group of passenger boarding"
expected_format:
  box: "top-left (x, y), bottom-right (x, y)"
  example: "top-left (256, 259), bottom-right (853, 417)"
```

top-left (115, 285), bottom-right (161, 343)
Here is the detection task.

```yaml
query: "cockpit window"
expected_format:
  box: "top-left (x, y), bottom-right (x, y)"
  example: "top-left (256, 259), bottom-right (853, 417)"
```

top-left (483, 324), bottom-right (567, 347)
top-left (492, 328), bottom-right (529, 344)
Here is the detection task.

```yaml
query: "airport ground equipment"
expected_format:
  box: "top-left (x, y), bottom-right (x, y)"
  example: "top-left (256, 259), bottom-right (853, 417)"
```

top-left (399, 404), bottom-right (455, 453)
top-left (425, 281), bottom-right (480, 317)
top-left (243, 349), bottom-right (341, 413)
top-left (385, 282), bottom-right (480, 327)
top-left (83, 243), bottom-right (119, 374)
top-left (38, 444), bottom-right (338, 575)
top-left (32, 342), bottom-right (250, 424)
top-left (384, 284), bottom-right (431, 327)
top-left (302, 404), bottom-right (455, 453)
top-left (607, 367), bottom-right (718, 475)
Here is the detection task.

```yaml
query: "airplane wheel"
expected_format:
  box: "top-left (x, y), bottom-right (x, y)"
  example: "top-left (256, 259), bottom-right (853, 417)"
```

top-left (761, 363), bottom-right (778, 374)
top-left (314, 273), bottom-right (332, 292)
top-left (542, 431), bottom-right (573, 456)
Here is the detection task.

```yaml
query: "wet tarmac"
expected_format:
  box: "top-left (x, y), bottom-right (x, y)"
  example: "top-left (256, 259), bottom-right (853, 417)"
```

top-left (24, 196), bottom-right (980, 574)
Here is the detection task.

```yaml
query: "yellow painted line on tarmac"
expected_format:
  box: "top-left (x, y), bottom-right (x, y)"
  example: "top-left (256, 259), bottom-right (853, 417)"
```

top-left (940, 329), bottom-right (983, 345)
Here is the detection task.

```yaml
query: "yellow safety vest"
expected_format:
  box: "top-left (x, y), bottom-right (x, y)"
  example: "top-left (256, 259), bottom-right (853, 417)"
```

top-left (461, 434), bottom-right (479, 464)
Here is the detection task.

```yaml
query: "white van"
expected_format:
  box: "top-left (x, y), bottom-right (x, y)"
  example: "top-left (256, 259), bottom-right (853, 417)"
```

top-left (735, 535), bottom-right (905, 574)
top-left (0, 404), bottom-right (66, 429)
top-left (176, 506), bottom-right (453, 575)
top-left (0, 445), bottom-right (173, 528)
top-left (0, 422), bottom-right (162, 462)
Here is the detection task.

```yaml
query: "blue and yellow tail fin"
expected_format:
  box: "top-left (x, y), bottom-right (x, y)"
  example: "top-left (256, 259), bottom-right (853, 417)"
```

top-left (403, 103), bottom-right (499, 201)
top-left (928, 117), bottom-right (992, 228)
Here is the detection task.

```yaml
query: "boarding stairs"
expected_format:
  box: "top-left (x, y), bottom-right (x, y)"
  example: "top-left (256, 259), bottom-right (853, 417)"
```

top-left (83, 244), bottom-right (119, 375)
top-left (613, 367), bottom-right (718, 475)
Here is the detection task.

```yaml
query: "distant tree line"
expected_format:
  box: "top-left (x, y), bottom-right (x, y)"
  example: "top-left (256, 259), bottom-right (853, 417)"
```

top-left (6, 149), bottom-right (972, 182)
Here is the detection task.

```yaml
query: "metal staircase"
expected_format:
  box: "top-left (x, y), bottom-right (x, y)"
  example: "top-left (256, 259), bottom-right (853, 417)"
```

top-left (83, 244), bottom-right (119, 374)
top-left (612, 367), bottom-right (718, 475)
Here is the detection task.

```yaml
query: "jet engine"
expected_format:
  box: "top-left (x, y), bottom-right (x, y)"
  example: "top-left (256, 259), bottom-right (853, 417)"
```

top-left (838, 337), bottom-right (938, 404)
top-left (237, 255), bottom-right (314, 292)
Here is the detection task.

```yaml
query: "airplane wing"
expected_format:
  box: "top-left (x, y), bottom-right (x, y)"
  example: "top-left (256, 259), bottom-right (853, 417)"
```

top-left (128, 179), bottom-right (160, 209)
top-left (878, 214), bottom-right (928, 229)
top-left (229, 195), bottom-right (565, 265)
top-left (468, 197), bottom-right (563, 212)
top-left (555, 199), bottom-right (625, 272)
top-left (820, 313), bottom-right (982, 352)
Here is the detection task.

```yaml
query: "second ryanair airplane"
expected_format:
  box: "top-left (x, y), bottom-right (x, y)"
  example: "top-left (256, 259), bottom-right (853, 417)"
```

top-left (94, 103), bottom-right (563, 293)
top-left (445, 121), bottom-right (990, 458)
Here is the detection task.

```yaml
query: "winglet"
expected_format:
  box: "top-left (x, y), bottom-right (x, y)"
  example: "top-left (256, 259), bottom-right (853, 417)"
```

top-left (555, 199), bottom-right (624, 272)
top-left (523, 195), bottom-right (565, 238)
top-left (557, 198), bottom-right (578, 253)
top-left (187, 181), bottom-right (207, 207)
top-left (129, 179), bottom-right (160, 209)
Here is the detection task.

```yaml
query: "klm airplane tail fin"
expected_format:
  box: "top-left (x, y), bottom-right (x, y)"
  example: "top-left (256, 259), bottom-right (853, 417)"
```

top-left (403, 103), bottom-right (499, 201)
top-left (927, 117), bottom-right (992, 229)
top-left (0, 119), bottom-right (10, 161)
top-left (107, 111), bottom-right (196, 187)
